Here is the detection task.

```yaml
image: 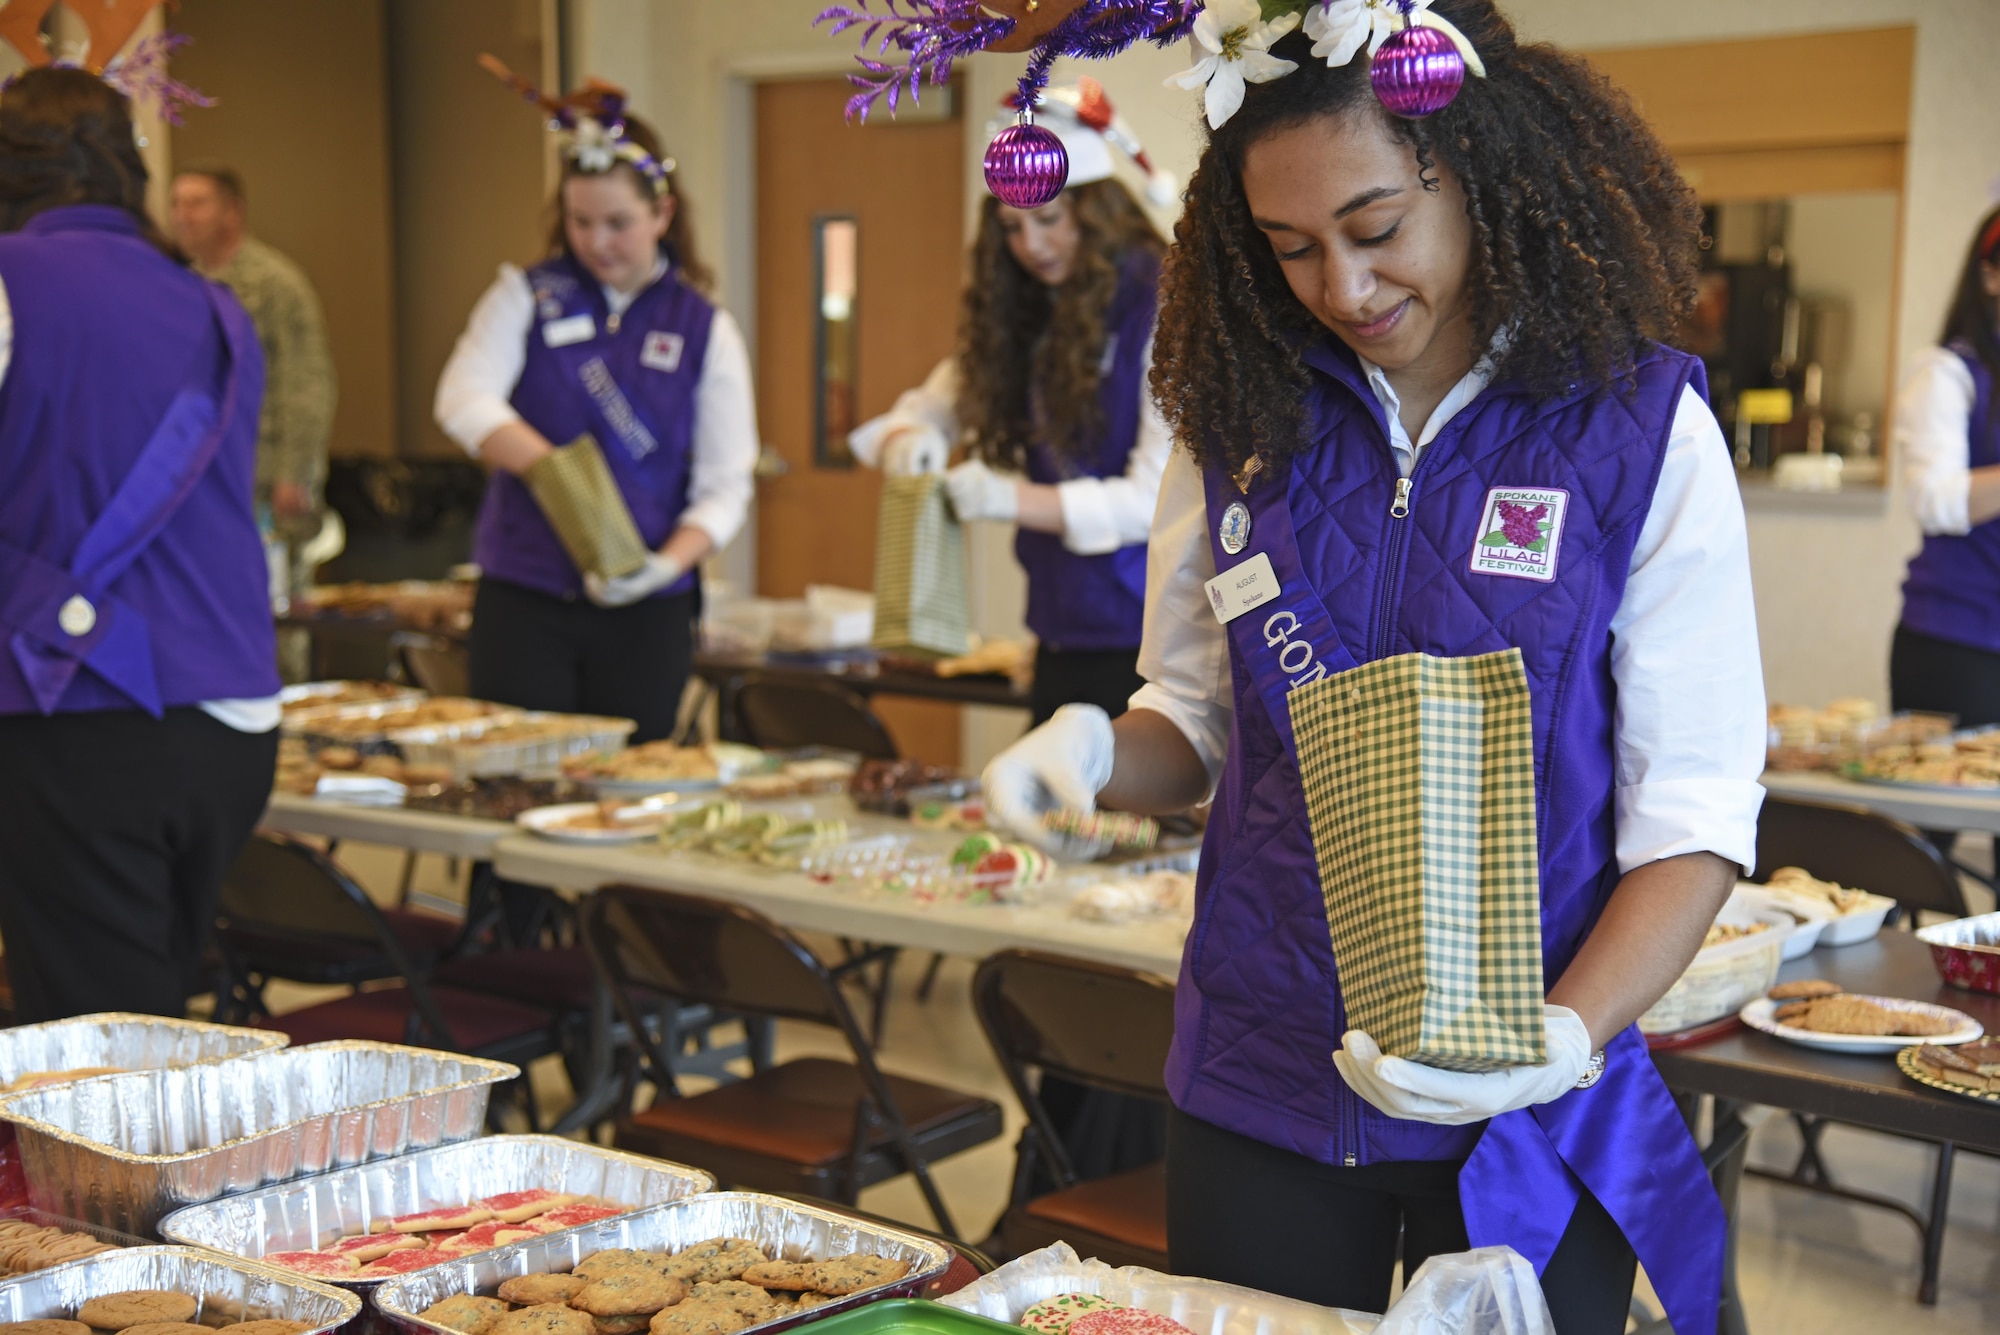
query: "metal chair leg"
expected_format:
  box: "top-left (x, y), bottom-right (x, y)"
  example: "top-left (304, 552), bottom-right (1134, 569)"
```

top-left (915, 952), bottom-right (947, 1001)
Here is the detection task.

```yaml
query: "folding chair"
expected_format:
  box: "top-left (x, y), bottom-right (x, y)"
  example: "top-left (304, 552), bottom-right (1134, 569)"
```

top-left (972, 949), bottom-right (1176, 1268)
top-left (582, 884), bottom-right (1003, 1238)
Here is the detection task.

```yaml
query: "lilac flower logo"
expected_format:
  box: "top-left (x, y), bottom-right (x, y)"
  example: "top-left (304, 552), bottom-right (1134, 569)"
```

top-left (1472, 486), bottom-right (1567, 583)
top-left (1483, 500), bottom-right (1550, 553)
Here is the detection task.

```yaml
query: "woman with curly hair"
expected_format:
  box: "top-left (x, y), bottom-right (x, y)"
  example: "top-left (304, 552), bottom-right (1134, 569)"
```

top-left (851, 80), bottom-right (1172, 725)
top-left (982, 3), bottom-right (1763, 1329)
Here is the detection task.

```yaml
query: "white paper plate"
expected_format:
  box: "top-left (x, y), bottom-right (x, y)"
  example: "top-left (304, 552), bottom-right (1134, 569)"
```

top-left (516, 801), bottom-right (670, 844)
top-left (1739, 994), bottom-right (1983, 1054)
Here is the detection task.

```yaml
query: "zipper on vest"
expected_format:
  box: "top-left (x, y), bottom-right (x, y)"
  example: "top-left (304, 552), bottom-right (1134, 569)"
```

top-left (1372, 475), bottom-right (1416, 658)
top-left (1390, 477), bottom-right (1412, 518)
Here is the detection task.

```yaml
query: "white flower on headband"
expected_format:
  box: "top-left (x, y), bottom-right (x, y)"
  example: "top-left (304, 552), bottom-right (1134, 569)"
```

top-left (1304, 0), bottom-right (1425, 68)
top-left (569, 116), bottom-right (619, 172)
top-left (1166, 0), bottom-right (1301, 131)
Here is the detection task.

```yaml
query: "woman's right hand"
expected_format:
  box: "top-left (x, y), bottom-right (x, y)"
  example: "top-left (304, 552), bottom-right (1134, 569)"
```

top-left (982, 704), bottom-right (1118, 852)
top-left (879, 425), bottom-right (948, 476)
top-left (477, 421), bottom-right (558, 476)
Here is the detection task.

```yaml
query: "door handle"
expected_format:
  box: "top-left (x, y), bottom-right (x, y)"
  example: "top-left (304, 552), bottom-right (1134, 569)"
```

top-left (754, 446), bottom-right (790, 479)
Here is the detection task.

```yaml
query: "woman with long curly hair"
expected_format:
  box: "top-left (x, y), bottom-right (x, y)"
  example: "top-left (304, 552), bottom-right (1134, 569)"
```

top-left (851, 80), bottom-right (1172, 725)
top-left (982, 3), bottom-right (1763, 1329)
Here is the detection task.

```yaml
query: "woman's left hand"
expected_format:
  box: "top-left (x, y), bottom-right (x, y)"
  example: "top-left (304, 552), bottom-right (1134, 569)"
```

top-left (584, 551), bottom-right (685, 608)
top-left (1333, 1004), bottom-right (1596, 1126)
top-left (945, 460), bottom-right (1022, 522)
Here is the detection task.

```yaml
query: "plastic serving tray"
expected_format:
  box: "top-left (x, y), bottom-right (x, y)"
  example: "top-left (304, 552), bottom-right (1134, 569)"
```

top-left (0, 1043), bottom-right (515, 1236)
top-left (794, 1300), bottom-right (1017, 1335)
top-left (372, 1192), bottom-right (951, 1335)
top-left (159, 1135), bottom-right (714, 1288)
top-left (0, 1245), bottom-right (361, 1333)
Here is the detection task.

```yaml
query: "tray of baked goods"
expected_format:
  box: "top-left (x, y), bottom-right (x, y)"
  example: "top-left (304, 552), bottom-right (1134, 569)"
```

top-left (158, 1137), bottom-right (715, 1288)
top-left (1737, 978), bottom-right (1984, 1055)
top-left (0, 1016), bottom-right (286, 1097)
top-left (0, 1044), bottom-right (516, 1237)
top-left (0, 1245), bottom-right (362, 1334)
top-left (0, 1208), bottom-right (147, 1277)
top-left (284, 699), bottom-right (504, 753)
top-left (1900, 1038), bottom-right (2000, 1101)
top-left (281, 683), bottom-right (428, 720)
top-left (371, 1192), bottom-right (951, 1335)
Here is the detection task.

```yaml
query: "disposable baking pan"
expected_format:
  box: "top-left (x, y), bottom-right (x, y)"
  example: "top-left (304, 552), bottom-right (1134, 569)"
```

top-left (0, 1244), bottom-right (361, 1332)
top-left (1919, 911), bottom-right (2000, 995)
top-left (158, 1135), bottom-right (714, 1287)
top-left (0, 1043), bottom-right (516, 1236)
top-left (0, 1014), bottom-right (287, 1093)
top-left (373, 1191), bottom-right (952, 1335)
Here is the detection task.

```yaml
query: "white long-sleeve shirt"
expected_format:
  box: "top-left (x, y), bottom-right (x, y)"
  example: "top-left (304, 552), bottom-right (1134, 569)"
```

top-left (1131, 361), bottom-right (1768, 876)
top-left (847, 349), bottom-right (1172, 556)
top-left (434, 262), bottom-right (759, 552)
top-left (1897, 346), bottom-right (1982, 536)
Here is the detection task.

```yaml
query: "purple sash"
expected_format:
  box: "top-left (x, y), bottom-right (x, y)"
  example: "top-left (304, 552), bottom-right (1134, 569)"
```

top-left (0, 281), bottom-right (247, 716)
top-left (1200, 462), bottom-right (1724, 1335)
top-left (541, 321), bottom-right (669, 469)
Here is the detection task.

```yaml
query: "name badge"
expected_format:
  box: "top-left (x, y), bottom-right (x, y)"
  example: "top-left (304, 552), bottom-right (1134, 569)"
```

top-left (542, 313), bottom-right (596, 347)
top-left (1204, 551), bottom-right (1281, 625)
top-left (642, 331), bottom-right (686, 373)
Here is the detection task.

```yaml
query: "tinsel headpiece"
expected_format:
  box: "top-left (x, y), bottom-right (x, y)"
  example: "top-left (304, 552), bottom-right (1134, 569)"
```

top-left (816, 1), bottom-right (1485, 208)
top-left (478, 55), bottom-right (673, 196)
top-left (0, 0), bottom-right (213, 124)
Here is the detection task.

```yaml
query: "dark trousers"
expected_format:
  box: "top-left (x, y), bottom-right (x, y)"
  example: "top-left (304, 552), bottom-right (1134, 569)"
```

top-left (1030, 645), bottom-right (1146, 727)
top-left (469, 578), bottom-right (696, 744)
top-left (0, 708), bottom-right (277, 1021)
top-left (1889, 624), bottom-right (2000, 727)
top-left (1167, 1108), bottom-right (1637, 1333)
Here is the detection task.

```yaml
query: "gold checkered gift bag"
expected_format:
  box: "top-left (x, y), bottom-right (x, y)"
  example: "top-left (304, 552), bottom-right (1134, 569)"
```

top-left (523, 434), bottom-right (651, 580)
top-left (871, 475), bottom-right (972, 658)
top-left (1289, 648), bottom-right (1547, 1071)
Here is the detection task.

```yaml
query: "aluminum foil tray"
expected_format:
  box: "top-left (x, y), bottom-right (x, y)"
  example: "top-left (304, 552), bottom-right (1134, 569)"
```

top-left (0, 1244), bottom-right (361, 1332)
top-left (374, 1192), bottom-right (952, 1335)
top-left (0, 1015), bottom-right (286, 1091)
top-left (0, 1043), bottom-right (516, 1237)
top-left (158, 1135), bottom-right (715, 1288)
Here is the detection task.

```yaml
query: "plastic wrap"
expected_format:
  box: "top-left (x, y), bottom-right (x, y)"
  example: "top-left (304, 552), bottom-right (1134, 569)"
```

top-left (938, 1242), bottom-right (1376, 1335)
top-left (1371, 1248), bottom-right (1552, 1335)
top-left (0, 1043), bottom-right (515, 1235)
top-left (373, 1192), bottom-right (949, 1335)
top-left (0, 1245), bottom-right (361, 1332)
top-left (159, 1135), bottom-right (713, 1287)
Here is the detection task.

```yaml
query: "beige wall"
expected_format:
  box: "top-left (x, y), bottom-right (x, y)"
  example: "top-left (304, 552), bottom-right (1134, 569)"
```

top-left (171, 0), bottom-right (399, 461)
top-left (589, 0), bottom-right (2000, 746)
top-left (388, 0), bottom-right (551, 460)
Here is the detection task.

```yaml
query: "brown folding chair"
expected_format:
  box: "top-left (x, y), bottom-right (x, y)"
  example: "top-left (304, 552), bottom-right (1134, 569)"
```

top-left (1749, 795), bottom-right (1971, 1305)
top-left (972, 949), bottom-right (1176, 1269)
top-left (729, 679), bottom-right (899, 760)
top-left (581, 884), bottom-right (1003, 1239)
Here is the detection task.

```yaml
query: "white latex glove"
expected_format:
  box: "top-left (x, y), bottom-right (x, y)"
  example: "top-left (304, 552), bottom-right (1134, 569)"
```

top-left (945, 459), bottom-right (1021, 523)
top-left (583, 551), bottom-right (685, 608)
top-left (880, 426), bottom-right (948, 477)
top-left (982, 703), bottom-right (1117, 854)
top-left (1332, 1004), bottom-right (1596, 1126)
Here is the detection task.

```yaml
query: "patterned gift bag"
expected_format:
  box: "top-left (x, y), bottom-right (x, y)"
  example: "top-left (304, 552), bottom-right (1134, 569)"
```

top-left (871, 475), bottom-right (972, 657)
top-left (1289, 648), bottom-right (1547, 1070)
top-left (522, 434), bottom-right (651, 580)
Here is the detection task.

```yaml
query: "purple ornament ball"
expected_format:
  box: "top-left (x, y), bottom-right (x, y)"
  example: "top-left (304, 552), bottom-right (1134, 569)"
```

top-left (983, 122), bottom-right (1068, 209)
top-left (1370, 25), bottom-right (1466, 118)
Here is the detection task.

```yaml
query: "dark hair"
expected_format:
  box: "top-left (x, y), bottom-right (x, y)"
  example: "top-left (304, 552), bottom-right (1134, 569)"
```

top-left (543, 112), bottom-right (712, 293)
top-left (0, 66), bottom-right (182, 258)
top-left (1941, 205), bottom-right (2000, 379)
top-left (1151, 0), bottom-right (1703, 473)
top-left (174, 162), bottom-right (246, 207)
top-left (958, 177), bottom-right (1165, 469)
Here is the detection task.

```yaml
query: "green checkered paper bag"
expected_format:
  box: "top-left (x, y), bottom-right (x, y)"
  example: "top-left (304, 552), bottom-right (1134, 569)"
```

top-left (871, 475), bottom-right (972, 658)
top-left (1289, 648), bottom-right (1547, 1071)
top-left (522, 434), bottom-right (650, 580)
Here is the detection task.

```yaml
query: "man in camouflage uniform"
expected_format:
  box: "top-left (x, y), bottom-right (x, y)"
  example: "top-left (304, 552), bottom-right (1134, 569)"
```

top-left (169, 164), bottom-right (337, 547)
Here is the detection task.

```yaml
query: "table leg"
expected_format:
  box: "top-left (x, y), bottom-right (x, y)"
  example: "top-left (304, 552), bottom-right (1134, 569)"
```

top-left (1709, 1100), bottom-right (1751, 1335)
top-left (551, 952), bottom-right (621, 1135)
top-left (1919, 1142), bottom-right (1955, 1306)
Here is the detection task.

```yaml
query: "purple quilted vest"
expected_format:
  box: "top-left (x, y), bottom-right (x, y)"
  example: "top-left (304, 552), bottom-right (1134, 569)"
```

top-left (1170, 336), bottom-right (1725, 1335)
top-left (474, 254), bottom-right (715, 601)
top-left (0, 206), bottom-right (277, 716)
top-left (1014, 251), bottom-right (1159, 651)
top-left (1900, 343), bottom-right (2000, 653)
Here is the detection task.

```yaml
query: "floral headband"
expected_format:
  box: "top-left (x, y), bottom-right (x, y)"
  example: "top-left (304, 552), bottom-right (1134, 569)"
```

top-left (478, 56), bottom-right (674, 196)
top-left (817, 1), bottom-right (1484, 208)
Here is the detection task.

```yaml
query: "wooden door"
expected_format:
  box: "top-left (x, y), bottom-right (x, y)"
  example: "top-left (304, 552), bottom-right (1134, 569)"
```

top-left (754, 78), bottom-right (966, 765)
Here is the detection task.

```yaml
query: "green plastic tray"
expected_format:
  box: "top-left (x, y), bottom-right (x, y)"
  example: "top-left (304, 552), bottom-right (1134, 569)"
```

top-left (800, 1300), bottom-right (1021, 1335)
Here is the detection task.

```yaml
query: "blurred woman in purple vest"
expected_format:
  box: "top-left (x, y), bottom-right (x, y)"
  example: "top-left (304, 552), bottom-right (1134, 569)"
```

top-left (982, 3), bottom-right (1764, 1331)
top-left (437, 88), bottom-right (757, 742)
top-left (1893, 207), bottom-right (2000, 729)
top-left (0, 69), bottom-right (280, 1020)
top-left (851, 79), bottom-right (1174, 726)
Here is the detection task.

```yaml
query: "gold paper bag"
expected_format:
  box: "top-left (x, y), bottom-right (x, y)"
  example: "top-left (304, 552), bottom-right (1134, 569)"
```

top-left (523, 435), bottom-right (650, 580)
top-left (871, 475), bottom-right (972, 658)
top-left (1289, 648), bottom-right (1547, 1071)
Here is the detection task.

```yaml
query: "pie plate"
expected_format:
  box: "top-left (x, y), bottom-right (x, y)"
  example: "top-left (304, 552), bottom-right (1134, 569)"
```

top-left (1895, 1045), bottom-right (2000, 1104)
top-left (516, 801), bottom-right (671, 844)
top-left (1739, 995), bottom-right (1983, 1055)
